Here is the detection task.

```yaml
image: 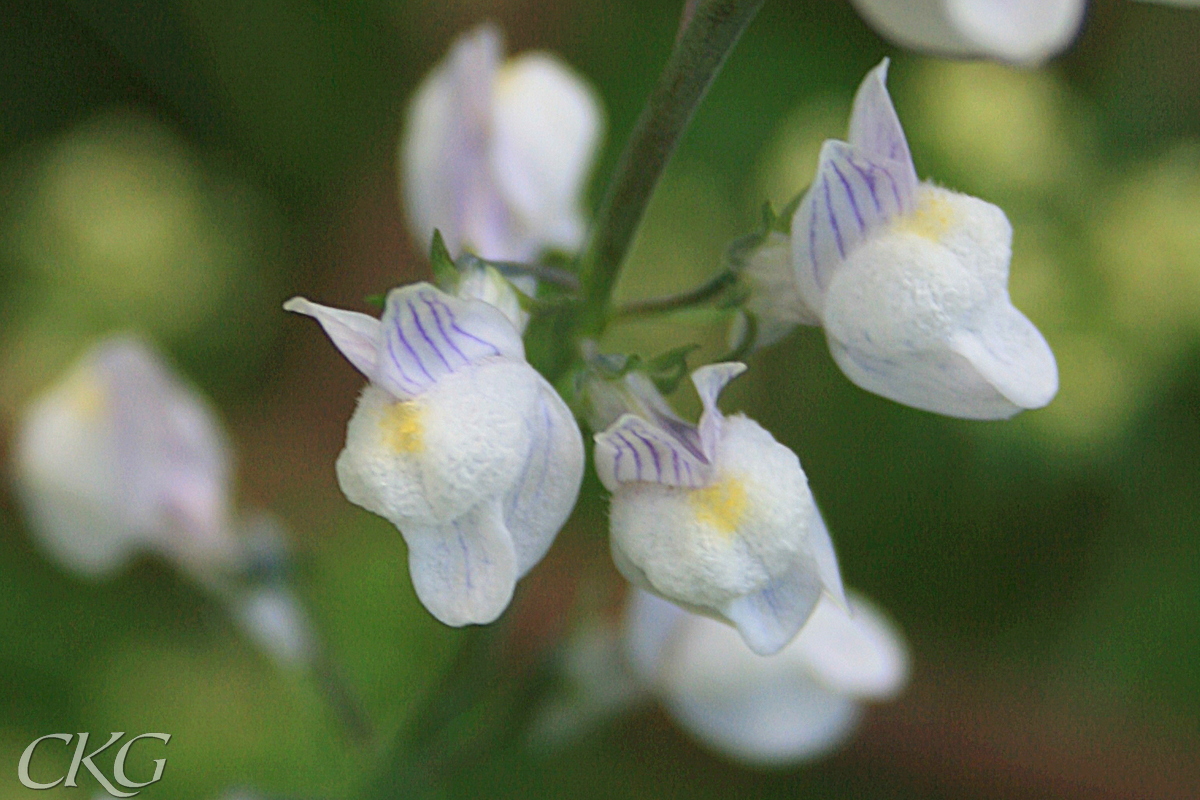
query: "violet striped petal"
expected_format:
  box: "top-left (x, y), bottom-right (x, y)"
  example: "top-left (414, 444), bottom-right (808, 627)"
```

top-left (846, 60), bottom-right (918, 195)
top-left (595, 414), bottom-right (711, 492)
top-left (692, 362), bottom-right (746, 461)
top-left (283, 297), bottom-right (382, 380)
top-left (791, 141), bottom-right (916, 310)
top-left (376, 282), bottom-right (525, 399)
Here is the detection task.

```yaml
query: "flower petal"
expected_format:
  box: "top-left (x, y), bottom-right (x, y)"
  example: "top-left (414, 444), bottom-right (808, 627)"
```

top-left (664, 673), bottom-right (861, 766)
top-left (401, 25), bottom-right (514, 259)
top-left (491, 52), bottom-right (603, 253)
top-left (404, 498), bottom-right (518, 626)
top-left (795, 593), bottom-right (909, 699)
top-left (848, 0), bottom-right (1084, 65)
top-left (594, 413), bottom-right (711, 491)
top-left (847, 59), bottom-right (918, 193)
top-left (691, 361), bottom-right (746, 460)
top-left (949, 300), bottom-right (1059, 413)
top-left (791, 140), bottom-right (917, 311)
top-left (808, 506), bottom-right (848, 610)
top-left (376, 283), bottom-right (524, 399)
top-left (723, 557), bottom-right (824, 656)
top-left (283, 297), bottom-right (381, 380)
top-left (502, 377), bottom-right (585, 575)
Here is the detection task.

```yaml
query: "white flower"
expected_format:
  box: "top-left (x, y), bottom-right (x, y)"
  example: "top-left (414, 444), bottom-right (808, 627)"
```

top-left (401, 24), bottom-right (604, 262)
top-left (285, 283), bottom-right (584, 626)
top-left (625, 588), bottom-right (908, 765)
top-left (594, 362), bottom-right (844, 656)
top-left (12, 335), bottom-right (240, 580)
top-left (848, 0), bottom-right (1086, 65)
top-left (786, 60), bottom-right (1057, 419)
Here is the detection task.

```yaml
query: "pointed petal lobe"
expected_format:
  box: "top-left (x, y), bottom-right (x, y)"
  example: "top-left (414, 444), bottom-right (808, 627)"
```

top-left (284, 297), bottom-right (381, 380)
top-left (723, 557), bottom-right (824, 656)
top-left (847, 59), bottom-right (918, 192)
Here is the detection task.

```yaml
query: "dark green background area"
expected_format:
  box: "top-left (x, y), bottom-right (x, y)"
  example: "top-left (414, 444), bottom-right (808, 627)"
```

top-left (1, 1), bottom-right (1198, 798)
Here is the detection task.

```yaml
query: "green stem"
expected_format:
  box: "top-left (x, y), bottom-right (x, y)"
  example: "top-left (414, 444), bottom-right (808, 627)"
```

top-left (612, 269), bottom-right (735, 321)
top-left (572, 0), bottom-right (766, 339)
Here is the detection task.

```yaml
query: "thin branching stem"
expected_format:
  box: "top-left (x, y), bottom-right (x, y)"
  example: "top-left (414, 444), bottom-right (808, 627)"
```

top-left (571, 0), bottom-right (766, 341)
top-left (612, 269), bottom-right (736, 321)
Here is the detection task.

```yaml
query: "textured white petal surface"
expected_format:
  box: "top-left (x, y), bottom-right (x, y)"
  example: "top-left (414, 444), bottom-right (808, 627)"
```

top-left (491, 53), bottom-right (603, 253)
top-left (404, 498), bottom-right (518, 626)
top-left (283, 297), bottom-right (381, 380)
top-left (849, 0), bottom-right (1085, 65)
top-left (608, 414), bottom-right (837, 651)
top-left (822, 186), bottom-right (1056, 418)
top-left (336, 361), bottom-right (540, 526)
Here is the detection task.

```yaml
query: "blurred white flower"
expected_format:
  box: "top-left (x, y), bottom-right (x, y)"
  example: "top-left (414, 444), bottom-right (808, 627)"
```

top-left (781, 60), bottom-right (1057, 419)
top-left (286, 283), bottom-right (584, 626)
top-left (232, 586), bottom-right (315, 668)
top-left (12, 335), bottom-right (240, 580)
top-left (625, 588), bottom-right (908, 765)
top-left (401, 24), bottom-right (604, 262)
top-left (594, 363), bottom-right (844, 656)
top-left (848, 0), bottom-right (1086, 65)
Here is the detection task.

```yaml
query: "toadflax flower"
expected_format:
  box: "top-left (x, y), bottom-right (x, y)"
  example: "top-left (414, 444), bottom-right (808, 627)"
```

top-left (401, 24), bottom-right (604, 263)
top-left (594, 362), bottom-right (844, 656)
top-left (285, 282), bottom-right (584, 626)
top-left (847, 0), bottom-right (1086, 65)
top-left (12, 335), bottom-right (241, 580)
top-left (753, 60), bottom-right (1057, 419)
top-left (624, 588), bottom-right (908, 765)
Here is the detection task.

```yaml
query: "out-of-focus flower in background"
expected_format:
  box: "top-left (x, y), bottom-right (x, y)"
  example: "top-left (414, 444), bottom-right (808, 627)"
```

top-left (286, 283), bottom-right (584, 626)
top-left (12, 335), bottom-right (240, 581)
top-left (623, 589), bottom-right (907, 765)
top-left (535, 588), bottom-right (907, 766)
top-left (847, 0), bottom-right (1086, 65)
top-left (401, 23), bottom-right (604, 263)
top-left (594, 362), bottom-right (844, 656)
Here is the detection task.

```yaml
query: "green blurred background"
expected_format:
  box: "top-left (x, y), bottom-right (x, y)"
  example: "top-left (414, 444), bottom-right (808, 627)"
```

top-left (2, 0), bottom-right (1199, 798)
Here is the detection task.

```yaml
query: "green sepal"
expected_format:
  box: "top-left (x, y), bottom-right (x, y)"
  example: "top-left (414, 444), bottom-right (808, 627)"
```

top-left (430, 229), bottom-right (459, 289)
top-left (364, 293), bottom-right (386, 310)
top-left (646, 344), bottom-right (700, 394)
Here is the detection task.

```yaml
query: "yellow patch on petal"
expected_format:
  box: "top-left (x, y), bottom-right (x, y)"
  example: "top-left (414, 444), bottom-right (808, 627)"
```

top-left (689, 478), bottom-right (748, 536)
top-left (380, 400), bottom-right (424, 453)
top-left (894, 191), bottom-right (957, 242)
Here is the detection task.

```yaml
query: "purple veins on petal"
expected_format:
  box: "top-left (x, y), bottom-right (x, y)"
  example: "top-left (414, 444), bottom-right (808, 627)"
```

top-left (421, 295), bottom-right (472, 364)
top-left (831, 161), bottom-right (865, 233)
top-left (631, 430), bottom-right (663, 482)
top-left (823, 176), bottom-right (846, 260)
top-left (407, 299), bottom-right (454, 372)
